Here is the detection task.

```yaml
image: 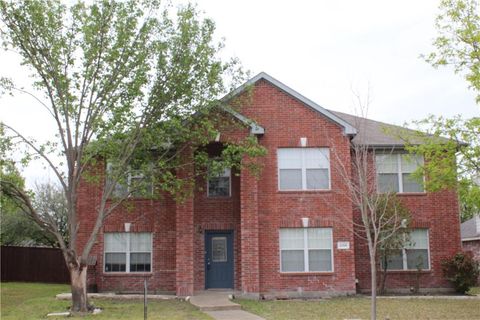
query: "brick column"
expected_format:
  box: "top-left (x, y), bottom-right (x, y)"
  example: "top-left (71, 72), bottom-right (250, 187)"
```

top-left (240, 165), bottom-right (260, 297)
top-left (175, 150), bottom-right (195, 297)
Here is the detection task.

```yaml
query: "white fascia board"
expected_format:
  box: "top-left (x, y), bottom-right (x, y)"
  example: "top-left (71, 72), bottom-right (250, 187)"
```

top-left (220, 105), bottom-right (265, 135)
top-left (223, 72), bottom-right (357, 136)
top-left (462, 237), bottom-right (480, 242)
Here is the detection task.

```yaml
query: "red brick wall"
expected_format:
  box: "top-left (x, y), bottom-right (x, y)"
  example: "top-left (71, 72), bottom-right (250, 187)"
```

top-left (353, 189), bottom-right (462, 292)
top-left (76, 78), bottom-right (462, 296)
top-left (236, 80), bottom-right (357, 296)
top-left (76, 161), bottom-right (177, 293)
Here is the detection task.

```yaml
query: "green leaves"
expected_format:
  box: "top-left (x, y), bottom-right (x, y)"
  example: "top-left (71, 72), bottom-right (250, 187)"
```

top-left (425, 0), bottom-right (480, 103)
top-left (404, 115), bottom-right (480, 221)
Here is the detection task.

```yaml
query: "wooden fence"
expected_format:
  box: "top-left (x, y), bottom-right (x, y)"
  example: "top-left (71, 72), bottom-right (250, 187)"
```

top-left (1, 246), bottom-right (70, 283)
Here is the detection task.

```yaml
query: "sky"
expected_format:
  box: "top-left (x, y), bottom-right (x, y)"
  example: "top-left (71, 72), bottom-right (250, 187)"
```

top-left (1, 0), bottom-right (479, 187)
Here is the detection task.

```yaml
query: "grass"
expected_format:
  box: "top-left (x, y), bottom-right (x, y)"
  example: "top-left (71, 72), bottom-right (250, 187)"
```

top-left (468, 286), bottom-right (480, 295)
top-left (238, 295), bottom-right (480, 320)
top-left (0, 282), bottom-right (211, 320)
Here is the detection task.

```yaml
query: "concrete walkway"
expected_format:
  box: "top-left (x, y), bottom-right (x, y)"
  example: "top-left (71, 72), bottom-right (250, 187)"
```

top-left (190, 291), bottom-right (265, 320)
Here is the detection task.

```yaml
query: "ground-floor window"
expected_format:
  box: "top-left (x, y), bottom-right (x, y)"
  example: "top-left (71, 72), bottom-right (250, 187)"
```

top-left (104, 232), bottom-right (152, 273)
top-left (279, 228), bottom-right (333, 272)
top-left (384, 229), bottom-right (430, 270)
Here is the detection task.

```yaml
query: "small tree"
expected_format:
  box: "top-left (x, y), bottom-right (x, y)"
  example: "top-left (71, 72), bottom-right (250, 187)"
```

top-left (377, 195), bottom-right (411, 295)
top-left (442, 251), bottom-right (480, 293)
top-left (330, 95), bottom-right (414, 320)
top-left (0, 0), bottom-right (264, 313)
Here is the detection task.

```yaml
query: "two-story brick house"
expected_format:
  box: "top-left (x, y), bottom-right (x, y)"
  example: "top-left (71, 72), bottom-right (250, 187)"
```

top-left (76, 72), bottom-right (461, 298)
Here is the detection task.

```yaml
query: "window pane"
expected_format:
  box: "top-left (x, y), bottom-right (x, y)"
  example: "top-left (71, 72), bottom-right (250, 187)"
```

top-left (307, 228), bottom-right (331, 249)
top-left (279, 169), bottom-right (302, 190)
top-left (130, 253), bottom-right (151, 272)
top-left (212, 237), bottom-right (227, 262)
top-left (208, 177), bottom-right (230, 196)
top-left (376, 154), bottom-right (398, 173)
top-left (378, 173), bottom-right (399, 193)
top-left (278, 149), bottom-right (302, 168)
top-left (304, 148), bottom-right (329, 169)
top-left (407, 229), bottom-right (428, 249)
top-left (406, 249), bottom-right (429, 270)
top-left (281, 250), bottom-right (305, 272)
top-left (280, 229), bottom-right (304, 249)
top-left (401, 154), bottom-right (423, 173)
top-left (385, 250), bottom-right (404, 270)
top-left (402, 173), bottom-right (424, 192)
top-left (306, 169), bottom-right (329, 189)
top-left (105, 233), bottom-right (127, 252)
top-left (130, 233), bottom-right (152, 252)
top-left (309, 249), bottom-right (332, 271)
top-left (105, 253), bottom-right (126, 272)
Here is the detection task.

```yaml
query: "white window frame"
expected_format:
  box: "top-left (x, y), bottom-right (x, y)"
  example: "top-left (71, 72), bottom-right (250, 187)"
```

top-left (104, 232), bottom-right (153, 273)
top-left (279, 228), bottom-right (334, 273)
top-left (384, 229), bottom-right (431, 271)
top-left (375, 152), bottom-right (425, 193)
top-left (277, 148), bottom-right (331, 191)
top-left (106, 162), bottom-right (154, 198)
top-left (207, 167), bottom-right (232, 197)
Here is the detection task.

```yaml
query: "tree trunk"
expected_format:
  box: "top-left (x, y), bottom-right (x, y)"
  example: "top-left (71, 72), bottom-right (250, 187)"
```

top-left (70, 265), bottom-right (90, 314)
top-left (370, 251), bottom-right (377, 320)
top-left (380, 255), bottom-right (387, 295)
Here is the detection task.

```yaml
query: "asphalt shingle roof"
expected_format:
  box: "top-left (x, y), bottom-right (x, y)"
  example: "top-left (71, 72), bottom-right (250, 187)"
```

top-left (330, 110), bottom-right (451, 147)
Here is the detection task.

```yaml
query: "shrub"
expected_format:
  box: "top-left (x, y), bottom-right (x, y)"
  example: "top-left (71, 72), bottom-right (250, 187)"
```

top-left (441, 251), bottom-right (480, 293)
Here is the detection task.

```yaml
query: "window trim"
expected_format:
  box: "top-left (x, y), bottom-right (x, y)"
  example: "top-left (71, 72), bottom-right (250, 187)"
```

top-left (375, 152), bottom-right (425, 194)
top-left (207, 167), bottom-right (232, 198)
top-left (277, 148), bottom-right (331, 191)
top-left (383, 229), bottom-right (431, 271)
top-left (103, 232), bottom-right (153, 273)
top-left (279, 228), bottom-right (334, 273)
top-left (106, 162), bottom-right (154, 198)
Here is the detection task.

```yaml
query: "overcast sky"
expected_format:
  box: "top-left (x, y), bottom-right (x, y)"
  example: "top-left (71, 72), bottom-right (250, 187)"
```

top-left (1, 0), bottom-right (479, 186)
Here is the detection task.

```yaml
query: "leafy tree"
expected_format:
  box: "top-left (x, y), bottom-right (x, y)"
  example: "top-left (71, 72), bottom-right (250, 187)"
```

top-left (411, 0), bottom-right (480, 221)
top-left (425, 0), bottom-right (480, 102)
top-left (0, 0), bottom-right (264, 313)
top-left (403, 116), bottom-right (479, 222)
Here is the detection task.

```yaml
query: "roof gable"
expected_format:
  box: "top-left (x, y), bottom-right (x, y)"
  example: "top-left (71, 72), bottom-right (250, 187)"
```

top-left (223, 72), bottom-right (357, 136)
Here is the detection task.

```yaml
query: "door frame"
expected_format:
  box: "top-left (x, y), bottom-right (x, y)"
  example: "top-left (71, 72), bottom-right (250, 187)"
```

top-left (204, 230), bottom-right (234, 289)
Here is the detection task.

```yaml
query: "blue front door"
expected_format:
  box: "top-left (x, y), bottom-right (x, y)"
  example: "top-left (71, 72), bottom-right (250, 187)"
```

top-left (205, 231), bottom-right (234, 289)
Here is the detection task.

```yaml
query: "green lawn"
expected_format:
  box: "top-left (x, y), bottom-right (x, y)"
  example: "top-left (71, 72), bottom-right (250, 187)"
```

top-left (238, 295), bottom-right (480, 320)
top-left (0, 282), bottom-right (211, 320)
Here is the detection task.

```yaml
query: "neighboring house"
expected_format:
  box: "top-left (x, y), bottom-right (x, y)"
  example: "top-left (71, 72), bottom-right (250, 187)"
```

top-left (77, 72), bottom-right (461, 298)
top-left (461, 215), bottom-right (480, 263)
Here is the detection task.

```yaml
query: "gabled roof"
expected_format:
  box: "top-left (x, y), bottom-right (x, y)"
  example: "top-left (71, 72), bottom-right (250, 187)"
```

top-left (461, 216), bottom-right (480, 241)
top-left (222, 72), bottom-right (357, 136)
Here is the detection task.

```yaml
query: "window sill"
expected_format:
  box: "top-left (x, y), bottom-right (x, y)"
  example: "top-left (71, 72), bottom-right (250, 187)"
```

top-left (395, 192), bottom-right (427, 196)
top-left (102, 272), bottom-right (153, 277)
top-left (277, 190), bottom-right (332, 194)
top-left (279, 272), bottom-right (334, 276)
top-left (382, 269), bottom-right (431, 274)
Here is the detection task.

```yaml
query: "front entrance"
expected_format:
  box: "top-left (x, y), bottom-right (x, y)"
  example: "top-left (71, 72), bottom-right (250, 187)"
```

top-left (205, 230), bottom-right (234, 289)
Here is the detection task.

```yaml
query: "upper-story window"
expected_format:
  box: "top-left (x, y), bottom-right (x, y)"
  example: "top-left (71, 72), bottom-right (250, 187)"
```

top-left (277, 148), bottom-right (330, 191)
top-left (375, 153), bottom-right (424, 193)
top-left (208, 168), bottom-right (231, 197)
top-left (106, 162), bottom-right (154, 198)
